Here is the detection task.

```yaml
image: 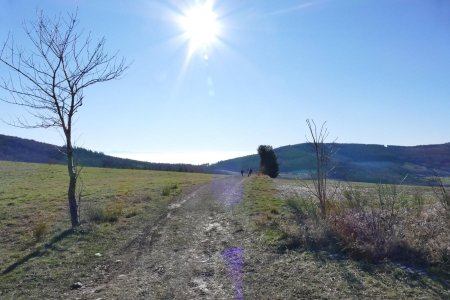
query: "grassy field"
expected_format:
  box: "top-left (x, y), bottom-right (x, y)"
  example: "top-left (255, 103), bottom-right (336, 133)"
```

top-left (236, 176), bottom-right (449, 298)
top-left (1, 161), bottom-right (448, 298)
top-left (0, 160), bottom-right (215, 297)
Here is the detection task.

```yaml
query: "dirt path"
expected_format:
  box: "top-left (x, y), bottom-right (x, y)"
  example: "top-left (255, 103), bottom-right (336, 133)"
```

top-left (76, 176), bottom-right (247, 299)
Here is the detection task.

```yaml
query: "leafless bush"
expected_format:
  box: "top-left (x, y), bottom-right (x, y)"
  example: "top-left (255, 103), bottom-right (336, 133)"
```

top-left (330, 182), bottom-right (450, 267)
top-left (280, 180), bottom-right (449, 268)
top-left (330, 182), bottom-right (407, 259)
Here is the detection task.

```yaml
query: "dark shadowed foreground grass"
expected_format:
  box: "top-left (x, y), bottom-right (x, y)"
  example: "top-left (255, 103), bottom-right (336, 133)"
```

top-left (237, 176), bottom-right (449, 299)
top-left (0, 160), bottom-right (214, 298)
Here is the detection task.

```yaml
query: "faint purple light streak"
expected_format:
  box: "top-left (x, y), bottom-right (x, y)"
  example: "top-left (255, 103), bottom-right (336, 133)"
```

top-left (222, 247), bottom-right (244, 300)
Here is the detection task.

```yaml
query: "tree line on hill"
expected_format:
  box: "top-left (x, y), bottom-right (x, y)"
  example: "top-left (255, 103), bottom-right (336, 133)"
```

top-left (0, 134), bottom-right (210, 173)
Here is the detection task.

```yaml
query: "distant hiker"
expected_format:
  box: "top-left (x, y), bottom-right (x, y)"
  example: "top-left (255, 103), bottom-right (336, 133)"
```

top-left (240, 170), bottom-right (244, 176)
top-left (248, 168), bottom-right (253, 177)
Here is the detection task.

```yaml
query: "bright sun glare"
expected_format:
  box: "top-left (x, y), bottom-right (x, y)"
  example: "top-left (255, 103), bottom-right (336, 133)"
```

top-left (181, 2), bottom-right (220, 52)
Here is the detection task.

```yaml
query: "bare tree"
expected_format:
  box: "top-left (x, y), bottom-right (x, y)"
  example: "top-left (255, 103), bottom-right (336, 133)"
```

top-left (0, 11), bottom-right (127, 227)
top-left (305, 119), bottom-right (336, 218)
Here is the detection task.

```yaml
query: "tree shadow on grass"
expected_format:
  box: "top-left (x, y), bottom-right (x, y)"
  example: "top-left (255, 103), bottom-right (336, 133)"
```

top-left (1, 228), bottom-right (74, 275)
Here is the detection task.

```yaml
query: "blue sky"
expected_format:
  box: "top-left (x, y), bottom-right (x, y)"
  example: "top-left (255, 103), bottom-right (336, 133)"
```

top-left (1, 0), bottom-right (449, 164)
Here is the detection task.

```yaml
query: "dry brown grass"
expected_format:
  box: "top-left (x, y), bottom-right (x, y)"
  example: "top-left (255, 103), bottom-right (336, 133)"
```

top-left (274, 179), bottom-right (449, 275)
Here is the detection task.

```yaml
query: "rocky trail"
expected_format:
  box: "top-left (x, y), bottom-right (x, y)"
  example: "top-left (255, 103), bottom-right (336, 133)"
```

top-left (75, 176), bottom-right (247, 300)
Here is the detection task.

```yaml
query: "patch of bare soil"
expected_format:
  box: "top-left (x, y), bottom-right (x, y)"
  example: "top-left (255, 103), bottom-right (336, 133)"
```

top-left (74, 176), bottom-right (247, 299)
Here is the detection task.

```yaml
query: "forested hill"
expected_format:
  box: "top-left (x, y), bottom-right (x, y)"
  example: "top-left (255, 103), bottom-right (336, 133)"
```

top-left (0, 134), bottom-right (209, 173)
top-left (211, 143), bottom-right (450, 184)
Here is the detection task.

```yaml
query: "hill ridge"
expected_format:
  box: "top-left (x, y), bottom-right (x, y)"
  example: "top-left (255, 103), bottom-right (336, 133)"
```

top-left (0, 134), bottom-right (208, 173)
top-left (211, 142), bottom-right (450, 184)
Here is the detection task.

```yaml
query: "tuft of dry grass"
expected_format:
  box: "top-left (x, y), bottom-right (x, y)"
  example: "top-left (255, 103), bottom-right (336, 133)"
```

top-left (161, 183), bottom-right (179, 196)
top-left (32, 222), bottom-right (48, 241)
top-left (84, 201), bottom-right (124, 223)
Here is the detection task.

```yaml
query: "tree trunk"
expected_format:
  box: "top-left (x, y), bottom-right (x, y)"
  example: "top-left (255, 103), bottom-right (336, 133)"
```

top-left (66, 140), bottom-right (79, 227)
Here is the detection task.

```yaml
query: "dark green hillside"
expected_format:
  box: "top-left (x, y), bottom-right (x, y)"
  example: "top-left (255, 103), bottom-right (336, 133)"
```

top-left (0, 134), bottom-right (64, 164)
top-left (0, 134), bottom-right (208, 173)
top-left (212, 143), bottom-right (450, 184)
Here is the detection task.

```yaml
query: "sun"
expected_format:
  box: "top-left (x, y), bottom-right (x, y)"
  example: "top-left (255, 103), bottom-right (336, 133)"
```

top-left (180, 2), bottom-right (220, 52)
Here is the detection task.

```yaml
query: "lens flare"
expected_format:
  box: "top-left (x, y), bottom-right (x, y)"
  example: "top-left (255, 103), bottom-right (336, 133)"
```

top-left (180, 2), bottom-right (220, 51)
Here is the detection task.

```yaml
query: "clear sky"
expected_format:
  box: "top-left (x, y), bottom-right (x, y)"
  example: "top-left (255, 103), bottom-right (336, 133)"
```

top-left (1, 0), bottom-right (449, 164)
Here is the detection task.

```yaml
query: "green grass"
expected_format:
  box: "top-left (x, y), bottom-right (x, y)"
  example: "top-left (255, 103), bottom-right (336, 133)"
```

top-left (0, 160), bottom-right (214, 297)
top-left (241, 175), bottom-right (291, 246)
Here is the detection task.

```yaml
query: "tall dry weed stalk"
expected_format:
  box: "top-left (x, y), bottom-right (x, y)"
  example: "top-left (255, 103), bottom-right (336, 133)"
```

top-left (433, 176), bottom-right (450, 218)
